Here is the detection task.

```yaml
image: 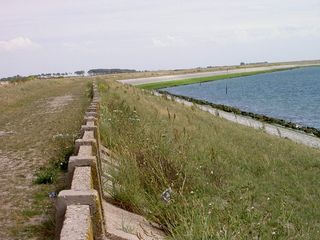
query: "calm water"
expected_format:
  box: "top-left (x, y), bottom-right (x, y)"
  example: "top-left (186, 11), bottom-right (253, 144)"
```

top-left (164, 67), bottom-right (320, 129)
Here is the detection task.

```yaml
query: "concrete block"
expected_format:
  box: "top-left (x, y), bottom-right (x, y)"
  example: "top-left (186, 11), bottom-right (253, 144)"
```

top-left (60, 205), bottom-right (93, 240)
top-left (56, 190), bottom-right (99, 209)
top-left (56, 189), bottom-right (104, 239)
top-left (78, 145), bottom-right (93, 156)
top-left (83, 116), bottom-right (98, 124)
top-left (81, 125), bottom-right (97, 137)
top-left (89, 102), bottom-right (98, 107)
top-left (85, 112), bottom-right (98, 118)
top-left (83, 130), bottom-right (95, 140)
top-left (85, 120), bottom-right (96, 127)
top-left (89, 106), bottom-right (99, 111)
top-left (68, 156), bottom-right (97, 184)
top-left (87, 107), bottom-right (97, 112)
top-left (75, 131), bottom-right (97, 152)
top-left (71, 167), bottom-right (92, 191)
top-left (87, 108), bottom-right (97, 113)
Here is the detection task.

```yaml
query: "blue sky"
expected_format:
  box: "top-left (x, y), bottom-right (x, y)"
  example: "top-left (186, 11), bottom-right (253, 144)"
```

top-left (0, 0), bottom-right (320, 77)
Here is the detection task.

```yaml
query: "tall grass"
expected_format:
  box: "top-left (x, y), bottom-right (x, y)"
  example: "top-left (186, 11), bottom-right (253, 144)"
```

top-left (99, 80), bottom-right (320, 239)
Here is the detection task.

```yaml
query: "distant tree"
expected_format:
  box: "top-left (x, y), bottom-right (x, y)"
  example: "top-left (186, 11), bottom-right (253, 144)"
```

top-left (74, 70), bottom-right (85, 76)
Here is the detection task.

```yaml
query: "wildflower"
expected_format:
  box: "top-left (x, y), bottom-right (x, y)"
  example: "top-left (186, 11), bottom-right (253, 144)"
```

top-left (272, 231), bottom-right (276, 235)
top-left (210, 170), bottom-right (214, 175)
top-left (53, 133), bottom-right (64, 139)
top-left (190, 191), bottom-right (194, 194)
top-left (113, 109), bottom-right (122, 113)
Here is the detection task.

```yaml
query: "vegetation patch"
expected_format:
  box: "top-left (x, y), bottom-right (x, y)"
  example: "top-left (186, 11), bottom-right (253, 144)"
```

top-left (99, 80), bottom-right (320, 239)
top-left (34, 166), bottom-right (58, 184)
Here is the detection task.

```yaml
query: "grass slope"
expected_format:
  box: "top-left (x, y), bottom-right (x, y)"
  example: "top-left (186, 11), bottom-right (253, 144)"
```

top-left (137, 68), bottom-right (296, 90)
top-left (99, 80), bottom-right (320, 239)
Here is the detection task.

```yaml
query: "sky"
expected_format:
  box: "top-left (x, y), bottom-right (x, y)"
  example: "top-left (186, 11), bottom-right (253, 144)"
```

top-left (0, 0), bottom-right (320, 78)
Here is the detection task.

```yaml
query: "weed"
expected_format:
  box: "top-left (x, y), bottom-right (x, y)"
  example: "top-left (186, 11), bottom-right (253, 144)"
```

top-left (34, 167), bottom-right (57, 184)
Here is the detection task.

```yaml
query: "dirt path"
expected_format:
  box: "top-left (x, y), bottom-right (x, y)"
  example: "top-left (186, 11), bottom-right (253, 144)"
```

top-left (0, 78), bottom-right (90, 240)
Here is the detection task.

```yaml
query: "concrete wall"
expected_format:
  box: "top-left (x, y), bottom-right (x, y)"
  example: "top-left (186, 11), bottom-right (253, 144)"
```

top-left (56, 82), bottom-right (106, 240)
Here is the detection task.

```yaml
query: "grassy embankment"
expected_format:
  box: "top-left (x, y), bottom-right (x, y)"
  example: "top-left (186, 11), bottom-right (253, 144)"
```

top-left (137, 68), bottom-right (296, 90)
top-left (99, 80), bottom-right (320, 239)
top-left (0, 78), bottom-right (91, 239)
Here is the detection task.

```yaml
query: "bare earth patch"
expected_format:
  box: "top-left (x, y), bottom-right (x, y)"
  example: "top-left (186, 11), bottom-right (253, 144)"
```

top-left (46, 95), bottom-right (74, 112)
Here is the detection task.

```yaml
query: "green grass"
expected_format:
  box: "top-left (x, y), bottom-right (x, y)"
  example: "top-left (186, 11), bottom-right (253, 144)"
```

top-left (34, 166), bottom-right (58, 184)
top-left (137, 68), bottom-right (296, 90)
top-left (99, 80), bottom-right (320, 239)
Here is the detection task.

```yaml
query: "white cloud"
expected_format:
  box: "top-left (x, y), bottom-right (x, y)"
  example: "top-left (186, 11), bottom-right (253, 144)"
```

top-left (0, 37), bottom-right (40, 52)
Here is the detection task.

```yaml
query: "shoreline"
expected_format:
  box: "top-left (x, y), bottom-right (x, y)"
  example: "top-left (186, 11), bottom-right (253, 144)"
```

top-left (154, 90), bottom-right (320, 148)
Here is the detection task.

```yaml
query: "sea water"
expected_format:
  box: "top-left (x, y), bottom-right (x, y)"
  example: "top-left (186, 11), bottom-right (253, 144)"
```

top-left (163, 67), bottom-right (320, 129)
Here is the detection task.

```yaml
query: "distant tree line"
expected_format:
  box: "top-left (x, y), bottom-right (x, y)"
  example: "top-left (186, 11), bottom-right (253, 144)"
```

top-left (1, 68), bottom-right (138, 82)
top-left (0, 75), bottom-right (35, 83)
top-left (87, 68), bottom-right (136, 75)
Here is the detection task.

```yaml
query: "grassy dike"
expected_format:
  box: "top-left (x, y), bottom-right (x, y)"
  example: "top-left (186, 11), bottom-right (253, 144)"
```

top-left (137, 68), bottom-right (296, 90)
top-left (99, 80), bottom-right (320, 239)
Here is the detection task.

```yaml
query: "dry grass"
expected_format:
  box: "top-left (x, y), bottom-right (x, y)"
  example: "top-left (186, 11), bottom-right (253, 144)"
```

top-left (99, 80), bottom-right (320, 239)
top-left (0, 77), bottom-right (91, 239)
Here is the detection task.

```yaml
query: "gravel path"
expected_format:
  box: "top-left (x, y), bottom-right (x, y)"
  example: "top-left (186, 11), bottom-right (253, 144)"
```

top-left (0, 78), bottom-right (90, 240)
